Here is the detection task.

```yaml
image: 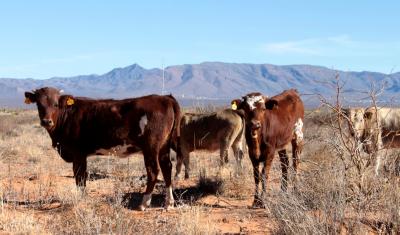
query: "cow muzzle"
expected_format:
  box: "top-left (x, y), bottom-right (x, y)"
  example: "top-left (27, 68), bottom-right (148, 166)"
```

top-left (41, 119), bottom-right (54, 128)
top-left (250, 120), bottom-right (261, 138)
top-left (251, 120), bottom-right (261, 130)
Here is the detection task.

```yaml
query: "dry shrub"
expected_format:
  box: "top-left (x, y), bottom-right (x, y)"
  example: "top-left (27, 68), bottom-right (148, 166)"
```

top-left (266, 76), bottom-right (400, 234)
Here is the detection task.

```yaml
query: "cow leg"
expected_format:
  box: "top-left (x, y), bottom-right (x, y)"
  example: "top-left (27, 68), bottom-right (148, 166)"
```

top-left (251, 160), bottom-right (262, 208)
top-left (292, 139), bottom-right (302, 191)
top-left (278, 150), bottom-right (289, 192)
top-left (174, 149), bottom-right (190, 180)
top-left (139, 149), bottom-right (160, 211)
top-left (375, 152), bottom-right (382, 176)
top-left (183, 153), bottom-right (190, 179)
top-left (374, 135), bottom-right (384, 176)
top-left (220, 147), bottom-right (229, 165)
top-left (159, 145), bottom-right (174, 210)
top-left (232, 140), bottom-right (244, 169)
top-left (73, 158), bottom-right (88, 189)
top-left (260, 148), bottom-right (276, 200)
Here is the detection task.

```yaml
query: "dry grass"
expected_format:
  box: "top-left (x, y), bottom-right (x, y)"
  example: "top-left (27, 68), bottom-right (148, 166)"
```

top-left (0, 108), bottom-right (399, 234)
top-left (264, 108), bottom-right (400, 234)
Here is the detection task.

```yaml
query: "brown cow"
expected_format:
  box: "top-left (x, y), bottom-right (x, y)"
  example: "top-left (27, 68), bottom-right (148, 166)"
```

top-left (174, 109), bottom-right (245, 179)
top-left (24, 87), bottom-right (181, 211)
top-left (234, 90), bottom-right (304, 207)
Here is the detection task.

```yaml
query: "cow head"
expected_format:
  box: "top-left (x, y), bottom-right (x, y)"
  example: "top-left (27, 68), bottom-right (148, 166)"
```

top-left (361, 107), bottom-right (380, 154)
top-left (232, 93), bottom-right (274, 158)
top-left (343, 108), bottom-right (365, 140)
top-left (24, 87), bottom-right (72, 130)
top-left (233, 93), bottom-right (274, 134)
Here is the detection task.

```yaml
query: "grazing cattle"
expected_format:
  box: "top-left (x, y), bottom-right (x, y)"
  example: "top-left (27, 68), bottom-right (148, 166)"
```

top-left (346, 107), bottom-right (400, 175)
top-left (233, 90), bottom-right (304, 207)
top-left (174, 109), bottom-right (245, 179)
top-left (24, 87), bottom-right (181, 211)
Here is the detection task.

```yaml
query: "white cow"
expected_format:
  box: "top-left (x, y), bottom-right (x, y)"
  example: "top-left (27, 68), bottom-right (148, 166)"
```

top-left (345, 107), bottom-right (400, 175)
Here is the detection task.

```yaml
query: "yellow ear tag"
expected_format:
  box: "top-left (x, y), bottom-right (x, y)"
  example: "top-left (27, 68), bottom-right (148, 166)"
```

top-left (66, 97), bottom-right (75, 106)
top-left (24, 97), bottom-right (32, 104)
top-left (231, 102), bottom-right (237, 110)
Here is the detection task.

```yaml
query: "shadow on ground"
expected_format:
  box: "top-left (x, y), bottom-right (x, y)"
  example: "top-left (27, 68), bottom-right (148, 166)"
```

top-left (122, 177), bottom-right (224, 210)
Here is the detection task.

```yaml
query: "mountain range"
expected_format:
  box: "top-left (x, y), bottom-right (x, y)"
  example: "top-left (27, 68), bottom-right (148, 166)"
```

top-left (1, 62), bottom-right (399, 107)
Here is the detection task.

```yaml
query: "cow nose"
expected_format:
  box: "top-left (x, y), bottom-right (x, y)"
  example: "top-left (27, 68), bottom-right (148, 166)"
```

top-left (251, 120), bottom-right (261, 130)
top-left (41, 119), bottom-right (54, 127)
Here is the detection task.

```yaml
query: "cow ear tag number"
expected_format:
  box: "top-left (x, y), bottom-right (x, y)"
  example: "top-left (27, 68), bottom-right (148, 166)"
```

top-left (66, 97), bottom-right (75, 106)
top-left (231, 102), bottom-right (237, 110)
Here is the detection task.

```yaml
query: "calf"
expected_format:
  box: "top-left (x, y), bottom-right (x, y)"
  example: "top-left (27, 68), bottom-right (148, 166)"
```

top-left (174, 109), bottom-right (245, 179)
top-left (234, 90), bottom-right (304, 207)
top-left (24, 87), bottom-right (181, 211)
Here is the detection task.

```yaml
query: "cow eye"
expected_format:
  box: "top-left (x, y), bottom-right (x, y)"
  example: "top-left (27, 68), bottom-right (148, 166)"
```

top-left (54, 103), bottom-right (59, 108)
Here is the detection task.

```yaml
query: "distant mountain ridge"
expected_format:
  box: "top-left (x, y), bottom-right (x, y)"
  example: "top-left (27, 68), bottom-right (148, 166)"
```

top-left (1, 62), bottom-right (400, 107)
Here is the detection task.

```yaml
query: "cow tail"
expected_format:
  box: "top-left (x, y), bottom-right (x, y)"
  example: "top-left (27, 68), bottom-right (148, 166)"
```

top-left (169, 95), bottom-right (182, 162)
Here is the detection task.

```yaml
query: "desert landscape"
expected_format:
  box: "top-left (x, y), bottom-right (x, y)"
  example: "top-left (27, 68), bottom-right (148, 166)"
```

top-left (1, 1), bottom-right (399, 234)
top-left (0, 102), bottom-right (399, 234)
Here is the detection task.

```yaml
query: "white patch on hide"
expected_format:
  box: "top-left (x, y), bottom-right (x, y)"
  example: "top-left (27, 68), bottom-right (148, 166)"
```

top-left (294, 118), bottom-right (303, 144)
top-left (246, 95), bottom-right (264, 110)
top-left (139, 115), bottom-right (148, 135)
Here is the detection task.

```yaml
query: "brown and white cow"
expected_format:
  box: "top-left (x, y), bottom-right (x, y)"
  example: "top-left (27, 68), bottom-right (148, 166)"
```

top-left (174, 109), bottom-right (245, 180)
top-left (24, 87), bottom-right (181, 211)
top-left (233, 90), bottom-right (304, 207)
top-left (346, 106), bottom-right (400, 175)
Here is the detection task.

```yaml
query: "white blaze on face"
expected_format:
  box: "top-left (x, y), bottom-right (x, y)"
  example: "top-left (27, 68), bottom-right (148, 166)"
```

top-left (139, 115), bottom-right (148, 135)
top-left (246, 95), bottom-right (264, 110)
top-left (294, 118), bottom-right (303, 143)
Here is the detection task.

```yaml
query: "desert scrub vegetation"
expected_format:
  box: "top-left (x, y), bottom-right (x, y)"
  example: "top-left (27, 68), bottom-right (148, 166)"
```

top-left (264, 78), bottom-right (400, 234)
top-left (1, 90), bottom-right (399, 234)
top-left (265, 107), bottom-right (400, 234)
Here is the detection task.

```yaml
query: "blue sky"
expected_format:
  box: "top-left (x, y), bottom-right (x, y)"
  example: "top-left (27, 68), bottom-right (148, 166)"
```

top-left (0, 1), bottom-right (399, 79)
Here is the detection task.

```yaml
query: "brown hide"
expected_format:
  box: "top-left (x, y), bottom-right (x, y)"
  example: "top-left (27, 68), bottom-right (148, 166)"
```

top-left (175, 109), bottom-right (245, 179)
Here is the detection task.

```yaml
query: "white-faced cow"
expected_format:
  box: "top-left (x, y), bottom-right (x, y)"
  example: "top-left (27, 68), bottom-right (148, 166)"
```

top-left (343, 108), bottom-right (365, 140)
top-left (233, 90), bottom-right (304, 207)
top-left (24, 87), bottom-right (181, 211)
top-left (174, 109), bottom-right (245, 180)
top-left (346, 107), bottom-right (400, 175)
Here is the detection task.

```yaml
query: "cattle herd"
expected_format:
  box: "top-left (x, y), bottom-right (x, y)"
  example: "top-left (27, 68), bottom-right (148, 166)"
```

top-left (23, 87), bottom-right (398, 210)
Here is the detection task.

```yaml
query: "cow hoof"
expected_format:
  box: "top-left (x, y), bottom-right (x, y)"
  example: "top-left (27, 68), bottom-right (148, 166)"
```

top-left (251, 199), bottom-right (265, 209)
top-left (184, 174), bottom-right (189, 179)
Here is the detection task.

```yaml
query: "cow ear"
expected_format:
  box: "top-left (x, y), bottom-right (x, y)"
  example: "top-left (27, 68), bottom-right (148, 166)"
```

top-left (231, 99), bottom-right (242, 110)
top-left (265, 99), bottom-right (278, 110)
top-left (59, 95), bottom-right (75, 108)
top-left (24, 92), bottom-right (36, 104)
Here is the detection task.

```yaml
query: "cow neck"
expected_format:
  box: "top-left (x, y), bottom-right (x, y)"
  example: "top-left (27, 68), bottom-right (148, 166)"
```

top-left (48, 107), bottom-right (74, 142)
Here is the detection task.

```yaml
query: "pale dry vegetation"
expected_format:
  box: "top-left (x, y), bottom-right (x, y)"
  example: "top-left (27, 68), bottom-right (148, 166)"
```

top-left (0, 101), bottom-right (399, 234)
